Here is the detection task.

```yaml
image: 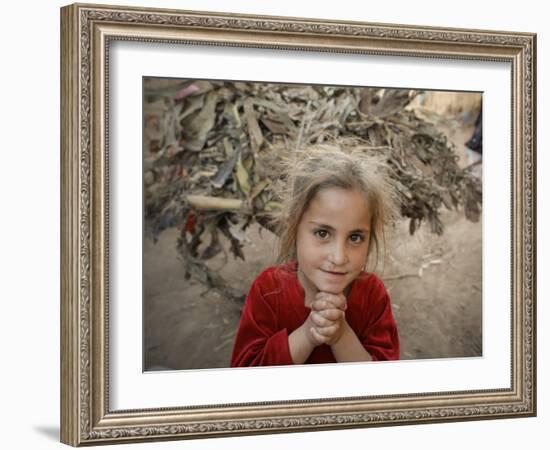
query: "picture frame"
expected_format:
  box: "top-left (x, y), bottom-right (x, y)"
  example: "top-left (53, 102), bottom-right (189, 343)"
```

top-left (60, 2), bottom-right (536, 446)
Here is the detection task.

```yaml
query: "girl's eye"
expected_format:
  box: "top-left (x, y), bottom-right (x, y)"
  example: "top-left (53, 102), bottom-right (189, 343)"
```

top-left (314, 229), bottom-right (329, 239)
top-left (349, 234), bottom-right (364, 244)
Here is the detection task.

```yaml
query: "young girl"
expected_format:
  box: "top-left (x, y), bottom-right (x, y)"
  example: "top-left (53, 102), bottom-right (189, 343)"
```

top-left (230, 142), bottom-right (400, 366)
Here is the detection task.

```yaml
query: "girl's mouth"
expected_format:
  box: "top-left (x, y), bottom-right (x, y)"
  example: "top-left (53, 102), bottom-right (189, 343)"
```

top-left (321, 269), bottom-right (347, 276)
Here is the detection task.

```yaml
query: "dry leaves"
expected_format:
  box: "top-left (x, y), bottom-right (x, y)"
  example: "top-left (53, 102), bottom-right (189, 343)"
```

top-left (143, 78), bottom-right (482, 298)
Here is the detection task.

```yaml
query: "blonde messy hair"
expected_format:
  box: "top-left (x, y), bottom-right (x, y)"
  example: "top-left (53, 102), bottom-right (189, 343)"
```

top-left (273, 139), bottom-right (399, 270)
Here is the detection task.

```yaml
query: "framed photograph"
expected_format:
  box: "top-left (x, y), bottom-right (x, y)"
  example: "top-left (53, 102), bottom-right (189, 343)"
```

top-left (60, 3), bottom-right (536, 446)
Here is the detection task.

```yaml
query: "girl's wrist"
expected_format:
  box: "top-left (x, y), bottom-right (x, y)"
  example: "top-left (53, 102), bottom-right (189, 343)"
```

top-left (303, 317), bottom-right (321, 347)
top-left (289, 321), bottom-right (317, 364)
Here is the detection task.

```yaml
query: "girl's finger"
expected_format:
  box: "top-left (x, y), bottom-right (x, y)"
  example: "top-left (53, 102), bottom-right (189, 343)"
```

top-left (311, 299), bottom-right (346, 315)
top-left (311, 299), bottom-right (331, 311)
top-left (316, 323), bottom-right (339, 337)
top-left (315, 292), bottom-right (347, 310)
top-left (310, 327), bottom-right (329, 345)
top-left (319, 308), bottom-right (344, 321)
top-left (311, 312), bottom-right (333, 328)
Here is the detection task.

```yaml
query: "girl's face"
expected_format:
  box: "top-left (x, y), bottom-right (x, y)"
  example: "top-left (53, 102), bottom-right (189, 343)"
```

top-left (296, 187), bottom-right (371, 296)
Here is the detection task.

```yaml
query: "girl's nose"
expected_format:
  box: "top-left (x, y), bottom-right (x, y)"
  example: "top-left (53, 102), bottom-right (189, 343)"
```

top-left (329, 241), bottom-right (348, 265)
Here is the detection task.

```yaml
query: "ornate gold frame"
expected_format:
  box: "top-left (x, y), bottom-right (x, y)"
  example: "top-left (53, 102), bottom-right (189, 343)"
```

top-left (60, 3), bottom-right (536, 446)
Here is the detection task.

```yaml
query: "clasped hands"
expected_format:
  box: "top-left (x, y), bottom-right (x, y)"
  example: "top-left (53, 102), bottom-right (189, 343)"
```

top-left (306, 292), bottom-right (347, 346)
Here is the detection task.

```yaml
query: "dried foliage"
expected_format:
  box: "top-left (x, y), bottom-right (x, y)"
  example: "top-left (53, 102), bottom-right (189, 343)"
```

top-left (143, 79), bottom-right (482, 299)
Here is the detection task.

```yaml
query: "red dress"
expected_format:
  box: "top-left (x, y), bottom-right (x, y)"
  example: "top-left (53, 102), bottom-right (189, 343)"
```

top-left (230, 261), bottom-right (399, 367)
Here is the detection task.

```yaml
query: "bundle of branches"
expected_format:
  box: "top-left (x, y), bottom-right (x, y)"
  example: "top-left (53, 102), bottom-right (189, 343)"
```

top-left (143, 79), bottom-right (481, 300)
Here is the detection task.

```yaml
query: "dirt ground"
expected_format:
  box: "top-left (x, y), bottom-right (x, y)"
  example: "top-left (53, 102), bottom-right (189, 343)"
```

top-left (143, 122), bottom-right (482, 371)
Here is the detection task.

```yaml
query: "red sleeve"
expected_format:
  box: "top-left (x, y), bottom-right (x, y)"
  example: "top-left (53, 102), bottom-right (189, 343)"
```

top-left (230, 272), bottom-right (294, 367)
top-left (358, 276), bottom-right (400, 361)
